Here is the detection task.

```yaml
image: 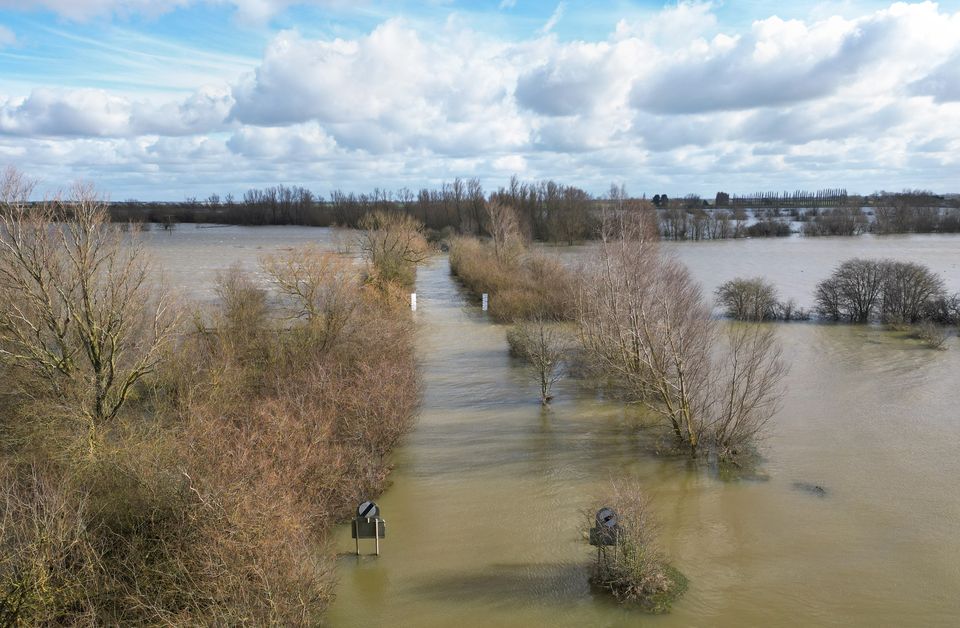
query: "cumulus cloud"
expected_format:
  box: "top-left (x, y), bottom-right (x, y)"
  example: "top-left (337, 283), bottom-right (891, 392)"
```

top-left (911, 54), bottom-right (960, 102)
top-left (230, 21), bottom-right (528, 154)
top-left (3, 1), bottom-right (960, 195)
top-left (0, 86), bottom-right (234, 137)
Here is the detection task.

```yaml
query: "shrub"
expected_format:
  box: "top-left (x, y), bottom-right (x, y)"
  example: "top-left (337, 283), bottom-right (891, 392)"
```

top-left (449, 235), bottom-right (575, 322)
top-left (589, 480), bottom-right (687, 612)
top-left (914, 320), bottom-right (949, 350)
top-left (715, 277), bottom-right (780, 321)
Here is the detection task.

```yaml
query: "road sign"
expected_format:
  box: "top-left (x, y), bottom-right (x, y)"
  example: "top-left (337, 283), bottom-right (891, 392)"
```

top-left (589, 507), bottom-right (620, 547)
top-left (596, 507), bottom-right (618, 528)
top-left (357, 501), bottom-right (379, 519)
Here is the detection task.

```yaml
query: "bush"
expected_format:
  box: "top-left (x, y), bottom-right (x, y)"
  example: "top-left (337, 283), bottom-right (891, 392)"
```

top-left (1, 241), bottom-right (421, 625)
top-left (715, 277), bottom-right (780, 321)
top-left (914, 320), bottom-right (949, 350)
top-left (588, 480), bottom-right (687, 612)
top-left (449, 235), bottom-right (575, 322)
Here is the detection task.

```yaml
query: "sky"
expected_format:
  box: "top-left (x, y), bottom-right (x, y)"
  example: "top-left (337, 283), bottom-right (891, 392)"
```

top-left (0, 0), bottom-right (959, 200)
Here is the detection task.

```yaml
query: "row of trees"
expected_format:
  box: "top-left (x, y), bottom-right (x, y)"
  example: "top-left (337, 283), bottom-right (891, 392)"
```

top-left (714, 260), bottom-right (958, 331)
top-left (814, 258), bottom-right (954, 325)
top-left (107, 180), bottom-right (960, 241)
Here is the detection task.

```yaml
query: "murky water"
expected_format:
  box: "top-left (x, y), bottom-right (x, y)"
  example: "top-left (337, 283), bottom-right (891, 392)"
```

top-left (146, 228), bottom-right (960, 627)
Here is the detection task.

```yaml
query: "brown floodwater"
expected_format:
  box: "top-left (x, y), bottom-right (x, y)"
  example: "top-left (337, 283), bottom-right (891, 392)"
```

top-left (147, 228), bottom-right (960, 627)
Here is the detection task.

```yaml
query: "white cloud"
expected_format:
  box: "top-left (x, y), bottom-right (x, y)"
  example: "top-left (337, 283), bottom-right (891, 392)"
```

top-left (0, 0), bottom-right (339, 23)
top-left (0, 86), bottom-right (234, 137)
top-left (3, 1), bottom-right (960, 196)
top-left (539, 2), bottom-right (565, 34)
top-left (0, 25), bottom-right (16, 47)
top-left (230, 21), bottom-right (529, 154)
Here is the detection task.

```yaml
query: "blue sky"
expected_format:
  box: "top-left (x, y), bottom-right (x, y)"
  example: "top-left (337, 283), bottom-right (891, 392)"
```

top-left (1, 1), bottom-right (959, 199)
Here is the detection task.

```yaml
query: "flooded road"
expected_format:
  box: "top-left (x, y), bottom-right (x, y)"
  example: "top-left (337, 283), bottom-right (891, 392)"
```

top-left (146, 227), bottom-right (960, 627)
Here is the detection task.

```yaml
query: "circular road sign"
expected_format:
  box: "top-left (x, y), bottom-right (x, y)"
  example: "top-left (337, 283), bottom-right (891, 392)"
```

top-left (357, 501), bottom-right (380, 519)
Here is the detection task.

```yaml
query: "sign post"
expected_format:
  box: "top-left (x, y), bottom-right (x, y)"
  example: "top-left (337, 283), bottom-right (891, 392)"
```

top-left (351, 501), bottom-right (386, 556)
top-left (589, 507), bottom-right (620, 568)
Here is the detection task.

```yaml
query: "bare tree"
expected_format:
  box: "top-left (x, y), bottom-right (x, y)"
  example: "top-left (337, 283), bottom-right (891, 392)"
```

top-left (357, 211), bottom-right (429, 288)
top-left (715, 277), bottom-right (780, 321)
top-left (261, 246), bottom-right (360, 350)
top-left (578, 212), bottom-right (713, 453)
top-left (0, 168), bottom-right (177, 449)
top-left (880, 261), bottom-right (945, 325)
top-left (483, 200), bottom-right (524, 265)
top-left (815, 259), bottom-right (885, 322)
top-left (578, 211), bottom-right (787, 460)
top-left (709, 324), bottom-right (787, 458)
top-left (506, 318), bottom-right (568, 404)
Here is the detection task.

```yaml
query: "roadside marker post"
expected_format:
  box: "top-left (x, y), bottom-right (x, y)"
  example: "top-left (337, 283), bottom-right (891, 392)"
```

top-left (411, 293), bottom-right (417, 311)
top-left (482, 293), bottom-right (488, 311)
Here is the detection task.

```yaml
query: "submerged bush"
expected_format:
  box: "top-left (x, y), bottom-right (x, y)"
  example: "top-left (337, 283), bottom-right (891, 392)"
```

top-left (506, 319), bottom-right (570, 404)
top-left (715, 277), bottom-right (781, 321)
top-left (588, 480), bottom-right (687, 612)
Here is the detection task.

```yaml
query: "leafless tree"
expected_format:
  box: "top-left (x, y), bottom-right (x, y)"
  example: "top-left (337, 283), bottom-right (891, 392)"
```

top-left (880, 261), bottom-right (945, 325)
top-left (578, 211), bottom-right (787, 459)
top-left (357, 211), bottom-right (429, 288)
top-left (261, 246), bottom-right (360, 350)
top-left (483, 200), bottom-right (524, 265)
top-left (815, 258), bottom-right (885, 322)
top-left (0, 168), bottom-right (177, 450)
top-left (715, 277), bottom-right (780, 321)
top-left (506, 318), bottom-right (568, 404)
top-left (709, 324), bottom-right (787, 458)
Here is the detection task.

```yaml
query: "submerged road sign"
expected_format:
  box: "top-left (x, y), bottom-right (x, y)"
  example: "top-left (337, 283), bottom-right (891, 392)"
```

top-left (353, 501), bottom-right (385, 556)
top-left (589, 507), bottom-right (620, 547)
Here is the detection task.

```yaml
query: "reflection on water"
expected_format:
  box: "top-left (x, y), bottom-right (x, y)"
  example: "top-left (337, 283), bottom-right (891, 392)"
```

top-left (143, 228), bottom-right (960, 627)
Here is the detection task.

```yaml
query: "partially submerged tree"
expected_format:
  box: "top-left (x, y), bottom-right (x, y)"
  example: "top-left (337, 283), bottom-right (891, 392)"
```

top-left (815, 258), bottom-right (947, 324)
top-left (506, 318), bottom-right (568, 404)
top-left (715, 277), bottom-right (781, 321)
top-left (357, 210), bottom-right (429, 289)
top-left (261, 246), bottom-right (360, 350)
top-left (578, 211), bottom-right (787, 460)
top-left (0, 168), bottom-right (177, 450)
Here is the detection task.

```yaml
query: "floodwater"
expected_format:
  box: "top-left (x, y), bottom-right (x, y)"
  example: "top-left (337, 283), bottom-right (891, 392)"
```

top-left (147, 227), bottom-right (960, 627)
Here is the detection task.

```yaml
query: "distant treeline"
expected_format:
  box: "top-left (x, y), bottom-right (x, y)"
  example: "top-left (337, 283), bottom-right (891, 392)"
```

top-left (108, 179), bottom-right (960, 242)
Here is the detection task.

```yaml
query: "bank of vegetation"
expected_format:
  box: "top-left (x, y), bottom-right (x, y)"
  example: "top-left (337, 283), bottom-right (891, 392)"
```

top-left (0, 168), bottom-right (423, 624)
top-left (448, 202), bottom-right (576, 322)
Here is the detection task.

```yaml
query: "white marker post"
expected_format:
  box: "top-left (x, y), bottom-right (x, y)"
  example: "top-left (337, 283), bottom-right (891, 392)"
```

top-left (482, 293), bottom-right (488, 311)
top-left (411, 293), bottom-right (417, 311)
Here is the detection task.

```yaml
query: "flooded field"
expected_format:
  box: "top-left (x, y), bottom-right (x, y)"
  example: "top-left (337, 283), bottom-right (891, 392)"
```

top-left (147, 227), bottom-right (960, 627)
